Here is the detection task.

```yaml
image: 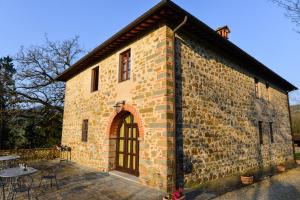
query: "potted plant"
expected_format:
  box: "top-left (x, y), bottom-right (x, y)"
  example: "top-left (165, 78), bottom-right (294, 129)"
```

top-left (277, 164), bottom-right (286, 172)
top-left (240, 174), bottom-right (254, 185)
top-left (163, 188), bottom-right (185, 200)
top-left (173, 188), bottom-right (185, 200)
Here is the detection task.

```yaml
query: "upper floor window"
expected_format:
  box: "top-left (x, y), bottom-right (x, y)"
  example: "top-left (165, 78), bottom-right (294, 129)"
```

top-left (266, 84), bottom-right (270, 101)
top-left (255, 78), bottom-right (259, 98)
top-left (269, 122), bottom-right (274, 143)
top-left (91, 66), bottom-right (99, 92)
top-left (82, 119), bottom-right (89, 142)
top-left (258, 121), bottom-right (263, 145)
top-left (119, 49), bottom-right (131, 82)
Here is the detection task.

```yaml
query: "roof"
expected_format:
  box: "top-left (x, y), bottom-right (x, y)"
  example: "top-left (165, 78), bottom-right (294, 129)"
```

top-left (56, 0), bottom-right (297, 92)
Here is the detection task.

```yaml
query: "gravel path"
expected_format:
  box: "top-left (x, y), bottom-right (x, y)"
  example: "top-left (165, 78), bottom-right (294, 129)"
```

top-left (213, 166), bottom-right (300, 200)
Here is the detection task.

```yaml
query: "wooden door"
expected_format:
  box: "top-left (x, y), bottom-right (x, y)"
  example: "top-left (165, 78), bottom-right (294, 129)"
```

top-left (116, 113), bottom-right (139, 176)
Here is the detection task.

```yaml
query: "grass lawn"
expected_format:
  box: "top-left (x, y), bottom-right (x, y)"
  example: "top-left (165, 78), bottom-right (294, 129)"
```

top-left (295, 153), bottom-right (300, 160)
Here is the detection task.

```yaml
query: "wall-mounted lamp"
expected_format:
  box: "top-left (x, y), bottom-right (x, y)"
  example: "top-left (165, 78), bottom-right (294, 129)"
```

top-left (113, 100), bottom-right (125, 113)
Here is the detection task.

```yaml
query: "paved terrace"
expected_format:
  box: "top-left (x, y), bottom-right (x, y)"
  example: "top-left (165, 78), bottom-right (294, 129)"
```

top-left (13, 160), bottom-right (165, 200)
top-left (10, 159), bottom-right (300, 200)
top-left (212, 166), bottom-right (300, 200)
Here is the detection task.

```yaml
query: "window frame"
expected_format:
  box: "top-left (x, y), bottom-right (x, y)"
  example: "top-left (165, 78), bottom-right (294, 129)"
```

top-left (119, 49), bottom-right (131, 82)
top-left (91, 66), bottom-right (99, 92)
top-left (266, 84), bottom-right (270, 102)
top-left (255, 78), bottom-right (259, 99)
top-left (258, 121), bottom-right (263, 145)
top-left (82, 119), bottom-right (89, 142)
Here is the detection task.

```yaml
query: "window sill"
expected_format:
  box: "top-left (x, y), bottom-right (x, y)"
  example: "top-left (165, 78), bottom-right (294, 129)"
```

top-left (91, 90), bottom-right (99, 94)
top-left (118, 79), bottom-right (130, 83)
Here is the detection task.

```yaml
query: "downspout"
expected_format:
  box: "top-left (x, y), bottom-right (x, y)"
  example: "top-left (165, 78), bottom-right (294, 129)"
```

top-left (172, 16), bottom-right (188, 190)
top-left (287, 93), bottom-right (296, 162)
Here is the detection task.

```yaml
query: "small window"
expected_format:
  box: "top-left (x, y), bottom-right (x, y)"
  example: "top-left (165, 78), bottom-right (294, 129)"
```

top-left (258, 121), bottom-right (263, 145)
top-left (91, 67), bottom-right (99, 92)
top-left (119, 49), bottom-right (131, 82)
top-left (269, 122), bottom-right (274, 143)
top-left (255, 78), bottom-right (259, 98)
top-left (82, 119), bottom-right (88, 142)
top-left (266, 84), bottom-right (270, 101)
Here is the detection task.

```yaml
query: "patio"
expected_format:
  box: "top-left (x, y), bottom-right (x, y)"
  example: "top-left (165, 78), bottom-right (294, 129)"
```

top-left (6, 160), bottom-right (165, 200)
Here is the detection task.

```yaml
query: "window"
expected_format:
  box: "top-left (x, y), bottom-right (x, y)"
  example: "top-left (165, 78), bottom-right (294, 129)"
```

top-left (91, 67), bottom-right (99, 92)
top-left (82, 119), bottom-right (88, 142)
top-left (266, 84), bottom-right (270, 101)
top-left (258, 121), bottom-right (263, 145)
top-left (255, 78), bottom-right (259, 98)
top-left (269, 122), bottom-right (274, 143)
top-left (119, 49), bottom-right (131, 82)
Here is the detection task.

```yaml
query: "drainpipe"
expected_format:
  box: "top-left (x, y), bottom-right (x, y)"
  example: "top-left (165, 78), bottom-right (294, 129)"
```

top-left (172, 15), bottom-right (188, 190)
top-left (287, 93), bottom-right (296, 162)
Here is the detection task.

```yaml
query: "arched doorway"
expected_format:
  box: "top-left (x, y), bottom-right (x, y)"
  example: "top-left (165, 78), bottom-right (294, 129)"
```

top-left (115, 112), bottom-right (139, 176)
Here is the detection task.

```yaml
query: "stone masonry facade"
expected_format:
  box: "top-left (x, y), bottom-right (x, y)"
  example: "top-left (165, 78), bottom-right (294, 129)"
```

top-left (62, 24), bottom-right (176, 192)
top-left (61, 22), bottom-right (294, 192)
top-left (175, 33), bottom-right (294, 187)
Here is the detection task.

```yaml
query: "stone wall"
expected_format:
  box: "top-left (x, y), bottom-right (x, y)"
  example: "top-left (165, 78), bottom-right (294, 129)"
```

top-left (61, 21), bottom-right (294, 191)
top-left (175, 33), bottom-right (294, 187)
top-left (62, 24), bottom-right (175, 192)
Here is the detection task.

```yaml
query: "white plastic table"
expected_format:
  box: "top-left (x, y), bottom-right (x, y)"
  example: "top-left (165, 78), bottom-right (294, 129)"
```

top-left (0, 167), bottom-right (37, 178)
top-left (0, 155), bottom-right (20, 162)
top-left (0, 167), bottom-right (38, 199)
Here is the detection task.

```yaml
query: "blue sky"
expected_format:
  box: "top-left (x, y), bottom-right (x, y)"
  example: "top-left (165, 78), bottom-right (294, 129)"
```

top-left (0, 0), bottom-right (299, 102)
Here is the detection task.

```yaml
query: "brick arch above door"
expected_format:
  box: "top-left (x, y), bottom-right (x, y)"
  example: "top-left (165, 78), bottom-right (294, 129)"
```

top-left (106, 103), bottom-right (145, 139)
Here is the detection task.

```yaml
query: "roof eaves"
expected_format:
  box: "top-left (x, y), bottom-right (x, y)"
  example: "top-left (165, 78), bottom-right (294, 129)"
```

top-left (166, 1), bottom-right (298, 91)
top-left (55, 0), bottom-right (298, 92)
top-left (56, 0), bottom-right (170, 81)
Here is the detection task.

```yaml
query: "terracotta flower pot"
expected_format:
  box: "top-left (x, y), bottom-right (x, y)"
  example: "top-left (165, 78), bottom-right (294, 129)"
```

top-left (296, 160), bottom-right (300, 165)
top-left (277, 165), bottom-right (286, 172)
top-left (240, 175), bottom-right (254, 185)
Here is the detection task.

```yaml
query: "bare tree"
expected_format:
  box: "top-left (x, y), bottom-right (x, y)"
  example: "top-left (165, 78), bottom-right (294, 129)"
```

top-left (272, 0), bottom-right (300, 31)
top-left (290, 90), bottom-right (300, 105)
top-left (12, 36), bottom-right (85, 148)
top-left (15, 36), bottom-right (84, 114)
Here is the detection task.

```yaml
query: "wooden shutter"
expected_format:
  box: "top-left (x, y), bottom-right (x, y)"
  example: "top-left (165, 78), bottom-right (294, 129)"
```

top-left (91, 67), bottom-right (99, 92)
top-left (82, 119), bottom-right (88, 142)
top-left (119, 49), bottom-right (131, 82)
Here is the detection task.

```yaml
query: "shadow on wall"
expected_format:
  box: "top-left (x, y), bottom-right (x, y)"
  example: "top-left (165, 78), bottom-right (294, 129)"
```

top-left (175, 34), bottom-right (184, 189)
top-left (185, 173), bottom-right (300, 200)
top-left (174, 33), bottom-right (294, 192)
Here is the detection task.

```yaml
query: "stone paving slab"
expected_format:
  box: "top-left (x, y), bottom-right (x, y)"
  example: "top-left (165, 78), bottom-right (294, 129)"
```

top-left (9, 160), bottom-right (300, 200)
top-left (212, 166), bottom-right (300, 200)
top-left (7, 160), bottom-right (165, 200)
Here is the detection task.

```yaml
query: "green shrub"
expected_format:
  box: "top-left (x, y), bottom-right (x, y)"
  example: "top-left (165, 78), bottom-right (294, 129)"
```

top-left (295, 153), bottom-right (300, 160)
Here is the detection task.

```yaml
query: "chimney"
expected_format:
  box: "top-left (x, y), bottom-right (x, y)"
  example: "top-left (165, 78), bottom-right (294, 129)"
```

top-left (216, 26), bottom-right (230, 39)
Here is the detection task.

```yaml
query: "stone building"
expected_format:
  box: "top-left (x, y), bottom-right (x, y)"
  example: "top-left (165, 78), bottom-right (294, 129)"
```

top-left (56, 0), bottom-right (297, 192)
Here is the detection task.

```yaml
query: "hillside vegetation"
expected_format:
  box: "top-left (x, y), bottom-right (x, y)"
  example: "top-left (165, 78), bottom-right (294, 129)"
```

top-left (291, 104), bottom-right (300, 135)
